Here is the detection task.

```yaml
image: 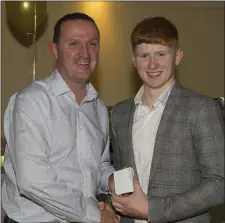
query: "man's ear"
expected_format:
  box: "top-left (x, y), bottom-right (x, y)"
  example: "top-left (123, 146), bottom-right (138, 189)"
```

top-left (132, 54), bottom-right (137, 68)
top-left (175, 48), bottom-right (183, 66)
top-left (48, 42), bottom-right (58, 59)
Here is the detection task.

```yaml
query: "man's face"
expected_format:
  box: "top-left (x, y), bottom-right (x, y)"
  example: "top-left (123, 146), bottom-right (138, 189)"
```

top-left (52, 19), bottom-right (100, 85)
top-left (132, 43), bottom-right (183, 91)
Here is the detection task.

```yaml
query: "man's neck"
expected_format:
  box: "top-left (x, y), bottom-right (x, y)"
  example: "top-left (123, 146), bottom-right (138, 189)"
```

top-left (59, 72), bottom-right (87, 104)
top-left (142, 79), bottom-right (174, 108)
top-left (69, 82), bottom-right (87, 104)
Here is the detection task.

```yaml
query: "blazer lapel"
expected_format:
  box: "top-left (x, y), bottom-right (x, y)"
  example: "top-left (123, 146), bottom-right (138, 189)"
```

top-left (124, 100), bottom-right (139, 179)
top-left (148, 82), bottom-right (182, 188)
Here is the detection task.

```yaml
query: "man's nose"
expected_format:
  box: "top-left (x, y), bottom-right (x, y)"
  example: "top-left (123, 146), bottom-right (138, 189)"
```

top-left (79, 44), bottom-right (90, 58)
top-left (148, 56), bottom-right (157, 69)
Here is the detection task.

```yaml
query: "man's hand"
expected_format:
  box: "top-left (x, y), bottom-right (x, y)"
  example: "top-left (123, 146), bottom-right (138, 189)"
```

top-left (99, 202), bottom-right (120, 223)
top-left (111, 176), bottom-right (148, 220)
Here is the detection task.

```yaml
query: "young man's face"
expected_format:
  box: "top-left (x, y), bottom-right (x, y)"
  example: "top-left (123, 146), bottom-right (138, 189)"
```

top-left (51, 19), bottom-right (100, 85)
top-left (132, 43), bottom-right (183, 91)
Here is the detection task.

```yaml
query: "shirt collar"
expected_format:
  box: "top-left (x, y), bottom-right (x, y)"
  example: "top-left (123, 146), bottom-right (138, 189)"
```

top-left (48, 69), bottom-right (98, 101)
top-left (48, 70), bottom-right (70, 96)
top-left (85, 82), bottom-right (98, 102)
top-left (134, 80), bottom-right (175, 107)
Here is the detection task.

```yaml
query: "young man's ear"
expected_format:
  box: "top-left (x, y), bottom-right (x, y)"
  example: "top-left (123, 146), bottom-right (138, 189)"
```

top-left (132, 54), bottom-right (137, 68)
top-left (175, 48), bottom-right (184, 66)
top-left (48, 42), bottom-right (58, 59)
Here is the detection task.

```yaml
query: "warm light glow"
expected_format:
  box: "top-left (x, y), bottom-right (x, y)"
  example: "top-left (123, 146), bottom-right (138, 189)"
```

top-left (23, 1), bottom-right (29, 9)
top-left (75, 2), bottom-right (108, 19)
top-left (84, 2), bottom-right (105, 10)
top-left (1, 156), bottom-right (4, 167)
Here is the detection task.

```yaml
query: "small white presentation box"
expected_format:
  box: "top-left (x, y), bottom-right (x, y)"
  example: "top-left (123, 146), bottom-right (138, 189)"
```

top-left (113, 167), bottom-right (134, 195)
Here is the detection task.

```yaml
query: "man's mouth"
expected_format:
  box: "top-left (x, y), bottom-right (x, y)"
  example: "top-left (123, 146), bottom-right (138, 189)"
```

top-left (147, 71), bottom-right (162, 78)
top-left (74, 59), bottom-right (91, 67)
top-left (78, 61), bottom-right (90, 66)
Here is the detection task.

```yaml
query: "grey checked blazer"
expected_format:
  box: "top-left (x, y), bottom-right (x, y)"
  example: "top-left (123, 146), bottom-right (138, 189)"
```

top-left (111, 82), bottom-right (224, 223)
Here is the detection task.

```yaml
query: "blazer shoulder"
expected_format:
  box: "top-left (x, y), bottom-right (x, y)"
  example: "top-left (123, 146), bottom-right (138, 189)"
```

top-left (176, 84), bottom-right (214, 104)
top-left (112, 98), bottom-right (134, 114)
top-left (174, 84), bottom-right (224, 118)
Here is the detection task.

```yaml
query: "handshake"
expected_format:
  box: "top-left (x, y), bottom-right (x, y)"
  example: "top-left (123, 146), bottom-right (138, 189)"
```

top-left (99, 167), bottom-right (134, 223)
top-left (99, 167), bottom-right (148, 222)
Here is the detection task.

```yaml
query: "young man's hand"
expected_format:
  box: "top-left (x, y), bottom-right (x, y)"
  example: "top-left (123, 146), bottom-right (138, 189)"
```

top-left (111, 177), bottom-right (148, 220)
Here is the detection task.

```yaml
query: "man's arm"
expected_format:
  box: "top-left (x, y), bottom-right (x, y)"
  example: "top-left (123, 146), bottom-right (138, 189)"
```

top-left (5, 93), bottom-right (100, 223)
top-left (148, 99), bottom-right (224, 222)
top-left (97, 134), bottom-right (115, 194)
top-left (96, 107), bottom-right (119, 222)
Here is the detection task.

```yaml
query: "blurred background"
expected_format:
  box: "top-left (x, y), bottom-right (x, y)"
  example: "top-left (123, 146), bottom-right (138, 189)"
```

top-left (1, 1), bottom-right (224, 222)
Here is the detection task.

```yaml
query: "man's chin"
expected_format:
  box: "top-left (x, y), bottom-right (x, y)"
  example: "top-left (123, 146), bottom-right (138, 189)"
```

top-left (74, 74), bottom-right (93, 84)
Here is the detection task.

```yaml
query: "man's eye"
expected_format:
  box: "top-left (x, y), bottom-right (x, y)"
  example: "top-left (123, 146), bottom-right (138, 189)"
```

top-left (158, 52), bottom-right (167, 57)
top-left (70, 42), bottom-right (79, 46)
top-left (140, 54), bottom-right (148, 58)
top-left (90, 42), bottom-right (98, 47)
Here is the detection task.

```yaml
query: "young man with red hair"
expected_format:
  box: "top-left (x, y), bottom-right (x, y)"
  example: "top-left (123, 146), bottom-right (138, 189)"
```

top-left (110, 16), bottom-right (224, 223)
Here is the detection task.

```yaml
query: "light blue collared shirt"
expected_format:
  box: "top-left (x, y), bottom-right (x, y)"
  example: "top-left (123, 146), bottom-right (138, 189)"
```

top-left (2, 70), bottom-right (115, 223)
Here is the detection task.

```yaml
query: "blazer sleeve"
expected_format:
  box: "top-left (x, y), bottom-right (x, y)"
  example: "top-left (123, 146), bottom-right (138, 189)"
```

top-left (110, 107), bottom-right (123, 171)
top-left (149, 99), bottom-right (224, 223)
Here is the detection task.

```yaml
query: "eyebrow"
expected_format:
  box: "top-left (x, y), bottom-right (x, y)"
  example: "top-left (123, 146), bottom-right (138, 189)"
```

top-left (136, 50), bottom-right (171, 55)
top-left (88, 38), bottom-right (99, 42)
top-left (68, 38), bottom-right (99, 43)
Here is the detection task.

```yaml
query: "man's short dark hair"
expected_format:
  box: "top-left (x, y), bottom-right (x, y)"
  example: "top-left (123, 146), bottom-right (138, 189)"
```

top-left (53, 12), bottom-right (99, 44)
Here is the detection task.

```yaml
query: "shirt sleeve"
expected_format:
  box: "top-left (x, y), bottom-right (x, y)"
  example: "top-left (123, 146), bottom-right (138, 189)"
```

top-left (4, 92), bottom-right (101, 223)
top-left (97, 112), bottom-right (115, 194)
